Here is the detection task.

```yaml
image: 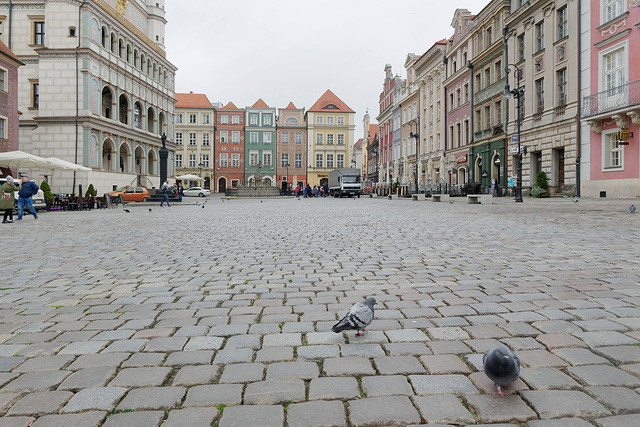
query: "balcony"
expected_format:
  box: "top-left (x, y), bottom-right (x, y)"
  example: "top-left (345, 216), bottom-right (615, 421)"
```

top-left (582, 79), bottom-right (640, 118)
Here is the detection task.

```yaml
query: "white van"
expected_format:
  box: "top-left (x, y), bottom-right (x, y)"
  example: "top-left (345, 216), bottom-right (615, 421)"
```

top-left (0, 177), bottom-right (47, 211)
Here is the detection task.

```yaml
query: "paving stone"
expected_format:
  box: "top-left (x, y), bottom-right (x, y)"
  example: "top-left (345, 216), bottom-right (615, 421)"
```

top-left (0, 416), bottom-right (35, 427)
top-left (244, 379), bottom-right (305, 404)
top-left (308, 377), bottom-right (360, 400)
top-left (521, 390), bottom-right (610, 419)
top-left (143, 337), bottom-right (187, 352)
top-left (184, 384), bottom-right (243, 407)
top-left (428, 341), bottom-right (471, 355)
top-left (255, 346), bottom-right (294, 362)
top-left (121, 353), bottom-right (165, 368)
top-left (427, 327), bottom-right (470, 341)
top-left (0, 357), bottom-right (26, 372)
top-left (412, 394), bottom-right (474, 425)
top-left (101, 411), bottom-right (164, 427)
top-left (225, 334), bottom-right (262, 349)
top-left (102, 339), bottom-right (148, 353)
top-left (162, 407), bottom-right (220, 427)
top-left (594, 345), bottom-right (640, 364)
top-left (499, 322), bottom-right (541, 337)
top-left (373, 355), bottom-right (426, 375)
top-left (263, 333), bottom-right (301, 347)
top-left (60, 387), bottom-right (128, 413)
top-left (536, 333), bottom-right (587, 350)
top-left (361, 375), bottom-right (413, 397)
top-left (184, 336), bottom-right (224, 350)
top-left (108, 367), bottom-right (172, 387)
top-left (213, 348), bottom-right (254, 364)
top-left (66, 353), bottom-right (130, 370)
top-left (2, 371), bottom-right (71, 392)
top-left (519, 367), bottom-right (580, 390)
top-left (517, 350), bottom-right (569, 368)
top-left (164, 350), bottom-right (213, 366)
top-left (567, 365), bottom-right (640, 387)
top-left (287, 400), bottom-right (347, 427)
top-left (595, 414), bottom-right (640, 427)
top-left (464, 394), bottom-right (537, 424)
top-left (58, 341), bottom-right (108, 355)
top-left (31, 412), bottom-right (106, 427)
top-left (384, 342), bottom-right (431, 356)
top-left (116, 386), bottom-right (186, 411)
top-left (573, 331), bottom-right (639, 347)
top-left (501, 337), bottom-right (545, 351)
top-left (349, 396), bottom-right (421, 426)
top-left (57, 367), bottom-right (116, 390)
top-left (419, 354), bottom-right (470, 374)
top-left (218, 405), bottom-right (283, 427)
top-left (527, 419), bottom-right (595, 427)
top-left (297, 344), bottom-right (340, 360)
top-left (219, 363), bottom-right (264, 383)
top-left (340, 343), bottom-right (385, 357)
top-left (266, 361), bottom-right (319, 380)
top-left (306, 332), bottom-right (345, 345)
top-left (384, 329), bottom-right (430, 342)
top-left (7, 391), bottom-right (73, 416)
top-left (551, 348), bottom-right (611, 366)
top-left (345, 331), bottom-right (389, 344)
top-left (173, 365), bottom-right (219, 386)
top-left (323, 357), bottom-right (375, 376)
top-left (13, 355), bottom-right (76, 372)
top-left (586, 386), bottom-right (640, 415)
top-left (409, 374), bottom-right (479, 395)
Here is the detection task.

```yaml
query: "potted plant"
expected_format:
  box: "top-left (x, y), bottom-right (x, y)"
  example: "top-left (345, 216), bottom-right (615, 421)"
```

top-left (85, 184), bottom-right (97, 209)
top-left (531, 171), bottom-right (550, 198)
top-left (40, 180), bottom-right (55, 210)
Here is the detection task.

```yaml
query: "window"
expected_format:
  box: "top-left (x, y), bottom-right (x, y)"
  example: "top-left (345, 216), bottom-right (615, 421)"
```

top-left (535, 22), bottom-right (544, 52)
top-left (464, 120), bottom-right (470, 145)
top-left (337, 154), bottom-right (345, 168)
top-left (175, 154), bottom-right (182, 167)
top-left (326, 154), bottom-right (334, 169)
top-left (449, 93), bottom-right (454, 111)
top-left (316, 116), bottom-right (323, 124)
top-left (250, 132), bottom-right (258, 143)
top-left (176, 114), bottom-right (183, 124)
top-left (261, 133), bottom-right (270, 144)
top-left (603, 131), bottom-right (623, 169)
top-left (281, 153), bottom-right (289, 167)
top-left (34, 21), bottom-right (45, 45)
top-left (0, 68), bottom-right (5, 92)
top-left (456, 89), bottom-right (461, 107)
top-left (263, 152), bottom-right (272, 166)
top-left (327, 116), bottom-right (334, 125)
top-left (0, 117), bottom-right (6, 139)
top-left (189, 154), bottom-right (196, 167)
top-left (484, 106), bottom-right (490, 129)
top-left (604, 0), bottom-right (625, 23)
top-left (263, 115), bottom-right (271, 126)
top-left (220, 115), bottom-right (228, 124)
top-left (495, 100), bottom-right (502, 126)
top-left (456, 123), bottom-right (461, 147)
top-left (557, 68), bottom-right (567, 106)
top-left (189, 114), bottom-right (197, 124)
top-left (337, 134), bottom-right (345, 145)
top-left (202, 154), bottom-right (209, 167)
top-left (464, 83), bottom-right (469, 103)
top-left (232, 115), bottom-right (239, 124)
top-left (282, 133), bottom-right (289, 143)
top-left (0, 20), bottom-right (3, 42)
top-left (220, 154), bottom-right (228, 167)
top-left (475, 109), bottom-right (482, 132)
top-left (557, 6), bottom-right (568, 40)
top-left (327, 134), bottom-right (334, 145)
top-left (316, 153), bottom-right (323, 168)
top-left (437, 102), bottom-right (441, 119)
top-left (475, 74), bottom-right (482, 90)
top-left (232, 131), bottom-right (240, 143)
top-left (604, 47), bottom-right (625, 93)
top-left (485, 68), bottom-right (491, 87)
top-left (250, 151), bottom-right (259, 166)
top-left (486, 27), bottom-right (492, 46)
top-left (295, 132), bottom-right (302, 143)
top-left (535, 78), bottom-right (544, 113)
top-left (203, 114), bottom-right (210, 124)
top-left (232, 154), bottom-right (240, 167)
top-left (189, 133), bottom-right (197, 145)
top-left (250, 115), bottom-right (258, 125)
top-left (316, 134), bottom-right (323, 145)
top-left (295, 153), bottom-right (302, 168)
top-left (495, 61), bottom-right (502, 80)
top-left (337, 116), bottom-right (344, 125)
top-left (519, 90), bottom-right (526, 118)
top-left (32, 82), bottom-right (39, 109)
top-left (176, 132), bottom-right (183, 145)
top-left (203, 133), bottom-right (210, 146)
top-left (517, 34), bottom-right (525, 62)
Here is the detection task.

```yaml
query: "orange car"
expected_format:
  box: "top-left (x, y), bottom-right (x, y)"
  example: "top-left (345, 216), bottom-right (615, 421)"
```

top-left (107, 186), bottom-right (150, 202)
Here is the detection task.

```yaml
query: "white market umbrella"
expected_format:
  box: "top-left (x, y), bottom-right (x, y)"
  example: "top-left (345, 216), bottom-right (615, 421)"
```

top-left (0, 150), bottom-right (64, 170)
top-left (44, 157), bottom-right (92, 172)
top-left (175, 174), bottom-right (203, 181)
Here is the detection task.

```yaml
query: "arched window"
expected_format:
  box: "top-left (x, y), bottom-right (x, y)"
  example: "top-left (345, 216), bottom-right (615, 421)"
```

top-left (101, 27), bottom-right (108, 48)
top-left (110, 33), bottom-right (117, 53)
top-left (133, 102), bottom-right (142, 129)
top-left (102, 87), bottom-right (113, 119)
top-left (158, 112), bottom-right (165, 135)
top-left (126, 44), bottom-right (132, 63)
top-left (134, 49), bottom-right (139, 68)
top-left (147, 107), bottom-right (155, 133)
top-left (119, 94), bottom-right (129, 124)
top-left (119, 39), bottom-right (125, 59)
top-left (153, 63), bottom-right (157, 80)
top-left (140, 54), bottom-right (146, 72)
top-left (285, 118), bottom-right (299, 124)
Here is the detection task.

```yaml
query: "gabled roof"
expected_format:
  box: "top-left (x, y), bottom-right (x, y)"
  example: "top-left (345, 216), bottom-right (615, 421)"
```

top-left (308, 89), bottom-right (354, 113)
top-left (252, 98), bottom-right (269, 108)
top-left (368, 124), bottom-right (379, 144)
top-left (175, 93), bottom-right (212, 109)
top-left (285, 102), bottom-right (298, 109)
top-left (0, 40), bottom-right (23, 65)
top-left (217, 101), bottom-right (242, 111)
top-left (353, 138), bottom-right (364, 149)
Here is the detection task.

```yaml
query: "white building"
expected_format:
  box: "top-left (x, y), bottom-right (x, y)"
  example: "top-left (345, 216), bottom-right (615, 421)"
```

top-left (0, 0), bottom-right (177, 194)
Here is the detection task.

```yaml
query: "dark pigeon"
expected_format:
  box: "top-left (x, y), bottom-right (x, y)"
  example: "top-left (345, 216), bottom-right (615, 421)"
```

top-left (332, 297), bottom-right (377, 336)
top-left (631, 205), bottom-right (636, 213)
top-left (123, 208), bottom-right (130, 213)
top-left (483, 347), bottom-right (520, 396)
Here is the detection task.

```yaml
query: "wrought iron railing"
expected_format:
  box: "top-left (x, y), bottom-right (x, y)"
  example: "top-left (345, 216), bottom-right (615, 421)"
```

top-left (582, 79), bottom-right (640, 117)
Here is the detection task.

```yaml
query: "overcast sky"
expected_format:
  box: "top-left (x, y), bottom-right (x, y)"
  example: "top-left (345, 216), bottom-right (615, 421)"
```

top-left (165, 0), bottom-right (490, 140)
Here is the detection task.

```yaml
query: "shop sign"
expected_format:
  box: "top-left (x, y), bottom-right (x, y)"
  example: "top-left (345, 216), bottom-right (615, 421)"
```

top-left (455, 154), bottom-right (468, 164)
top-left (617, 127), bottom-right (633, 145)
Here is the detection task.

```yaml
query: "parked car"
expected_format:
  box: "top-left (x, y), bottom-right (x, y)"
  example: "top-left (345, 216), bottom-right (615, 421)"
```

top-left (107, 186), bottom-right (150, 202)
top-left (0, 177), bottom-right (46, 212)
top-left (183, 187), bottom-right (210, 197)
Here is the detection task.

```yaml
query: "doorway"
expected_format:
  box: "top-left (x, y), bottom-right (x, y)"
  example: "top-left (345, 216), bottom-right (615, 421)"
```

top-left (218, 177), bottom-right (227, 193)
top-left (554, 148), bottom-right (565, 193)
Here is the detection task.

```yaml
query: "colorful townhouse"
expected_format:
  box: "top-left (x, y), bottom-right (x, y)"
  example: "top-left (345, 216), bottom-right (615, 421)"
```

top-left (245, 99), bottom-right (276, 186)
top-left (398, 53), bottom-right (421, 189)
top-left (376, 65), bottom-right (401, 185)
top-left (215, 102), bottom-right (245, 192)
top-left (306, 90), bottom-right (355, 187)
top-left (276, 102), bottom-right (307, 190)
top-left (0, 40), bottom-right (22, 177)
top-left (580, 0), bottom-right (640, 198)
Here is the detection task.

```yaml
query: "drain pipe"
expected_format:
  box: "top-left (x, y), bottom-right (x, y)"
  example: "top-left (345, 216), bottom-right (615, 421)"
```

top-left (73, 1), bottom-right (87, 196)
top-left (575, 0), bottom-right (582, 197)
top-left (8, 0), bottom-right (12, 49)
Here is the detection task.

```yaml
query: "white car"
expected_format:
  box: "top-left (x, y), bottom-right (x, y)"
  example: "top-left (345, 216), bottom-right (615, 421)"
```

top-left (183, 187), bottom-right (210, 197)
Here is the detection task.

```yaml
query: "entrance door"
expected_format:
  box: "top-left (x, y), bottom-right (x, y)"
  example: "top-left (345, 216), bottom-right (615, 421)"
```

top-left (557, 149), bottom-right (565, 193)
top-left (218, 177), bottom-right (226, 193)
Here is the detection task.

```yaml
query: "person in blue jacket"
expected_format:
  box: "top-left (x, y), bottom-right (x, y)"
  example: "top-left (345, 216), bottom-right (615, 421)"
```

top-left (17, 174), bottom-right (39, 220)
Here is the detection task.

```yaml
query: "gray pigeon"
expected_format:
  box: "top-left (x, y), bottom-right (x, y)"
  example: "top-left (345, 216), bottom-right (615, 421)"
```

top-left (332, 297), bottom-right (377, 336)
top-left (483, 347), bottom-right (520, 396)
top-left (631, 205), bottom-right (636, 213)
top-left (123, 208), bottom-right (130, 213)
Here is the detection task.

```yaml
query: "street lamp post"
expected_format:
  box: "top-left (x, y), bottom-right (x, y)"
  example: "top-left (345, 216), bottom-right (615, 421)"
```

top-left (285, 162), bottom-right (290, 194)
top-left (409, 118), bottom-right (420, 195)
top-left (504, 63), bottom-right (524, 203)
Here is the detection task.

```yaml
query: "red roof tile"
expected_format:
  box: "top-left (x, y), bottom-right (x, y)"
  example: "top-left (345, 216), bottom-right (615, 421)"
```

top-left (354, 138), bottom-right (364, 149)
top-left (175, 93), bottom-right (212, 109)
top-left (285, 102), bottom-right (298, 109)
top-left (0, 40), bottom-right (22, 64)
top-left (252, 99), bottom-right (269, 108)
top-left (308, 89), bottom-right (354, 113)
top-left (218, 101), bottom-right (242, 111)
top-left (368, 124), bottom-right (379, 144)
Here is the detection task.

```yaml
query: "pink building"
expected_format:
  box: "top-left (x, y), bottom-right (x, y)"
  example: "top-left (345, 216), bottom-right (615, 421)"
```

top-left (376, 64), bottom-right (401, 185)
top-left (581, 0), bottom-right (640, 198)
top-left (0, 40), bottom-right (22, 177)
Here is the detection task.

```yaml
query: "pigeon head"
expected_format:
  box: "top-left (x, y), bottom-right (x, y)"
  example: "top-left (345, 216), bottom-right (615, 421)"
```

top-left (489, 347), bottom-right (514, 367)
top-left (363, 297), bottom-right (377, 308)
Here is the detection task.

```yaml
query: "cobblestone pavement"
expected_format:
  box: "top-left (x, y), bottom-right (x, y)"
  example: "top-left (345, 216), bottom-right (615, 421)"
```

top-left (1, 196), bottom-right (640, 426)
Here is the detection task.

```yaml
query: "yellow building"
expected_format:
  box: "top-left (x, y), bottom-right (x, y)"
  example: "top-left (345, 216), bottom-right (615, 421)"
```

top-left (306, 90), bottom-right (355, 186)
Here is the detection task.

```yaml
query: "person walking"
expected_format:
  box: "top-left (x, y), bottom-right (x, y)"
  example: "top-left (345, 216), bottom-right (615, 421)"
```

top-left (17, 174), bottom-right (39, 220)
top-left (1, 176), bottom-right (19, 223)
top-left (160, 180), bottom-right (171, 207)
top-left (177, 184), bottom-right (183, 202)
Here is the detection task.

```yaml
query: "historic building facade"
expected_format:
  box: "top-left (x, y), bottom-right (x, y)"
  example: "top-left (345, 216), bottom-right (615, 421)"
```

top-left (376, 64), bottom-right (401, 186)
top-left (580, 0), bottom-right (640, 198)
top-left (276, 102), bottom-right (307, 190)
top-left (245, 99), bottom-right (276, 186)
top-left (306, 89), bottom-right (355, 186)
top-left (0, 40), bottom-right (22, 176)
top-left (0, 0), bottom-right (177, 194)
top-left (215, 101), bottom-right (245, 192)
top-left (399, 53), bottom-right (421, 189)
top-left (174, 92), bottom-right (213, 189)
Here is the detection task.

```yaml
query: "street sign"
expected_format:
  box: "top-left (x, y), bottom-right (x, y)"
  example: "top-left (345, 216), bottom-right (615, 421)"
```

top-left (511, 135), bottom-right (519, 144)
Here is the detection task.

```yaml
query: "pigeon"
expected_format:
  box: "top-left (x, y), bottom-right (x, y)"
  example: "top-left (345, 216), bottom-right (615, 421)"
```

top-left (574, 198), bottom-right (579, 203)
top-left (631, 205), bottom-right (636, 213)
top-left (332, 297), bottom-right (377, 336)
top-left (202, 205), bottom-right (205, 209)
top-left (483, 347), bottom-right (520, 396)
top-left (449, 200), bottom-right (454, 204)
top-left (123, 208), bottom-right (130, 213)
top-left (148, 208), bottom-right (152, 212)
